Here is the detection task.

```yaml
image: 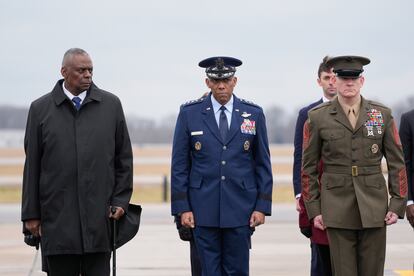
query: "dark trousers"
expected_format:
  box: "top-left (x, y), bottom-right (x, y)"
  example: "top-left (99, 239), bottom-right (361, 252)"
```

top-left (190, 238), bottom-right (202, 276)
top-left (193, 226), bottom-right (250, 276)
top-left (310, 242), bottom-right (323, 276)
top-left (46, 252), bottom-right (111, 276)
top-left (327, 227), bottom-right (386, 276)
top-left (315, 244), bottom-right (332, 276)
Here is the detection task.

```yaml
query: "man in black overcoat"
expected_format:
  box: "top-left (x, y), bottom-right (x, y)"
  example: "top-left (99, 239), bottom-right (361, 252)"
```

top-left (21, 48), bottom-right (133, 276)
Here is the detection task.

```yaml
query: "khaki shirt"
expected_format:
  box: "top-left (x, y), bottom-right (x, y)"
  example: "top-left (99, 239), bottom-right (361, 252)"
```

top-left (302, 96), bottom-right (407, 229)
top-left (338, 96), bottom-right (361, 129)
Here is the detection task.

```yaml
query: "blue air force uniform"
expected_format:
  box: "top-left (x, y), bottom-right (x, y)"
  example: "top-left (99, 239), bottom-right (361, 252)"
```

top-left (171, 56), bottom-right (273, 276)
top-left (172, 93), bottom-right (272, 225)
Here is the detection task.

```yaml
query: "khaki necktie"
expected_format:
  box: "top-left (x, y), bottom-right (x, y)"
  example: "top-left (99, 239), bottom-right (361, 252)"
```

top-left (348, 108), bottom-right (357, 129)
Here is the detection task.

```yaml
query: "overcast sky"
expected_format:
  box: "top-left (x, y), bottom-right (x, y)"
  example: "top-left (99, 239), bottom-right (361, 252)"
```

top-left (0, 0), bottom-right (413, 121)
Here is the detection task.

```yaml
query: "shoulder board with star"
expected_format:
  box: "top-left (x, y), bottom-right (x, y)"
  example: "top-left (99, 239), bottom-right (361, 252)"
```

top-left (309, 101), bottom-right (331, 112)
top-left (239, 98), bottom-right (262, 109)
top-left (181, 96), bottom-right (206, 107)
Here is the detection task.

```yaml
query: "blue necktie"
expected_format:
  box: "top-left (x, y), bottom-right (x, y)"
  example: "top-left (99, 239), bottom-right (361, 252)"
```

top-left (219, 106), bottom-right (228, 141)
top-left (72, 97), bottom-right (81, 110)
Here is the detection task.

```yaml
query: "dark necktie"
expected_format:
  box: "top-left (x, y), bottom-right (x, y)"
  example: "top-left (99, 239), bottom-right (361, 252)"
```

top-left (219, 106), bottom-right (228, 141)
top-left (72, 97), bottom-right (81, 110)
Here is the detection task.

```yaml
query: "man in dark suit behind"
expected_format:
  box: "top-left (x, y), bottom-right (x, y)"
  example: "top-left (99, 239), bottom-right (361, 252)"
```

top-left (399, 110), bottom-right (414, 228)
top-left (293, 56), bottom-right (336, 276)
top-left (171, 56), bottom-right (273, 275)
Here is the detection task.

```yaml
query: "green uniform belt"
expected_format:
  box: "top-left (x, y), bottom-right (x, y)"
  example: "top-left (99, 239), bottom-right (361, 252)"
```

top-left (323, 165), bottom-right (382, 176)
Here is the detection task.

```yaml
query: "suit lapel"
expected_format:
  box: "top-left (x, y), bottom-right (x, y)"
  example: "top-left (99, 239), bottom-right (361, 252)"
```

top-left (330, 98), bottom-right (354, 132)
top-left (202, 94), bottom-right (223, 143)
top-left (225, 96), bottom-right (242, 144)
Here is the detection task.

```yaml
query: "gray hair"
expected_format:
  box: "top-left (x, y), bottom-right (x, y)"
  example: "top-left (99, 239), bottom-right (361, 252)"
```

top-left (62, 48), bottom-right (89, 67)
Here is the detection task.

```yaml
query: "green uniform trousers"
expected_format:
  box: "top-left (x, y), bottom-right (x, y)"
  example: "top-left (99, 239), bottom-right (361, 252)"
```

top-left (327, 227), bottom-right (386, 276)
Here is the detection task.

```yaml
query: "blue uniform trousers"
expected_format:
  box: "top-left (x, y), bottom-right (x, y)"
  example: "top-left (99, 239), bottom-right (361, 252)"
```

top-left (190, 238), bottom-right (202, 276)
top-left (193, 226), bottom-right (250, 276)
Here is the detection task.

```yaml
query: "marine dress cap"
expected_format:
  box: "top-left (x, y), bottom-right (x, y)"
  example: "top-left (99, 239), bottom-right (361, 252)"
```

top-left (199, 56), bottom-right (242, 80)
top-left (327, 55), bottom-right (370, 78)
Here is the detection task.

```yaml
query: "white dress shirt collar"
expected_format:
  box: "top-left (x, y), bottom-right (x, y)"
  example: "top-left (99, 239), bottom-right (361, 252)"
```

top-left (322, 95), bottom-right (331, 103)
top-left (62, 81), bottom-right (87, 104)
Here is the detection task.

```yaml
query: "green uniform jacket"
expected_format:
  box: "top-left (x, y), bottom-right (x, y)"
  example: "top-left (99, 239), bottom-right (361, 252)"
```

top-left (302, 96), bottom-right (407, 229)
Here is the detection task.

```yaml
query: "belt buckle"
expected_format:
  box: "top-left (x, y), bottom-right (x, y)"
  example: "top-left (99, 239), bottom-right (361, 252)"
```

top-left (352, 166), bottom-right (358, 177)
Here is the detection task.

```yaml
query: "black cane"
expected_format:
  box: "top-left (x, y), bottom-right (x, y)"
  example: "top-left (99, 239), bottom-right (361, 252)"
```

top-left (111, 207), bottom-right (117, 276)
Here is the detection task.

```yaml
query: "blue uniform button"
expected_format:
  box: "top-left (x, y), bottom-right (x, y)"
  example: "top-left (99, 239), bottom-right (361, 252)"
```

top-left (223, 145), bottom-right (227, 150)
top-left (221, 176), bottom-right (226, 180)
top-left (221, 161), bottom-right (226, 165)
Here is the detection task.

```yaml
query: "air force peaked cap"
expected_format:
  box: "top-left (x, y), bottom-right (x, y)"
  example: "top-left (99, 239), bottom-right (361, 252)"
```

top-left (199, 56), bottom-right (242, 80)
top-left (327, 55), bottom-right (370, 78)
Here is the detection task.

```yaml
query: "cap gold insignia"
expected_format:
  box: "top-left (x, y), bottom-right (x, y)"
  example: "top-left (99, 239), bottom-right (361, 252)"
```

top-left (244, 140), bottom-right (250, 151)
top-left (195, 141), bottom-right (202, 151)
top-left (371, 144), bottom-right (379, 154)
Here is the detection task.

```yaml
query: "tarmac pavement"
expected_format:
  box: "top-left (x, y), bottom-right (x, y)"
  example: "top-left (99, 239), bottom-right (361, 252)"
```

top-left (1, 203), bottom-right (413, 276)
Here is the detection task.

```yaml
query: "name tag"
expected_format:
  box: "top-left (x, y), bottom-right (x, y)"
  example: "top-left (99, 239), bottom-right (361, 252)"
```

top-left (191, 131), bottom-right (203, 136)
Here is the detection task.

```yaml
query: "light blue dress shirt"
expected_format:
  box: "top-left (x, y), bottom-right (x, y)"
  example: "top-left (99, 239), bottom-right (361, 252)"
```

top-left (211, 94), bottom-right (233, 129)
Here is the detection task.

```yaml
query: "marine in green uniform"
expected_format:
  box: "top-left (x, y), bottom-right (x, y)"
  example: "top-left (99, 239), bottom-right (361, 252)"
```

top-left (301, 55), bottom-right (407, 276)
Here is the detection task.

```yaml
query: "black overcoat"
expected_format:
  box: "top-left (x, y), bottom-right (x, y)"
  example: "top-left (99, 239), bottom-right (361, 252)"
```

top-left (21, 79), bottom-right (133, 256)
